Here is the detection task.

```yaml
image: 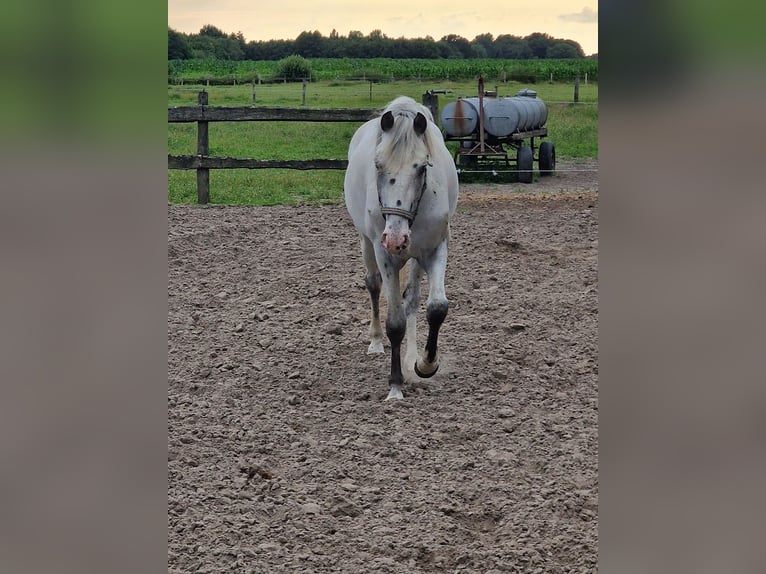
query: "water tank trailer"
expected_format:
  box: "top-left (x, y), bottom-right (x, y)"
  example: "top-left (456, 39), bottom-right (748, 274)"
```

top-left (440, 79), bottom-right (555, 182)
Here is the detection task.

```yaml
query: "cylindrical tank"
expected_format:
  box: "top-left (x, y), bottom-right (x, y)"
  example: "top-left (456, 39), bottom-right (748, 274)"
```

top-left (520, 97), bottom-right (539, 130)
top-left (515, 89), bottom-right (547, 130)
top-left (441, 90), bottom-right (548, 138)
top-left (440, 98), bottom-right (479, 137)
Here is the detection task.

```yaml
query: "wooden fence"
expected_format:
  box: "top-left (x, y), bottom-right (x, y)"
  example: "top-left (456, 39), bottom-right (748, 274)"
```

top-left (168, 91), bottom-right (377, 204)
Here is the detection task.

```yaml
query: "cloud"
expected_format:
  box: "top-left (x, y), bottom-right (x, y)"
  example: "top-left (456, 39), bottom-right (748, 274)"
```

top-left (559, 7), bottom-right (598, 24)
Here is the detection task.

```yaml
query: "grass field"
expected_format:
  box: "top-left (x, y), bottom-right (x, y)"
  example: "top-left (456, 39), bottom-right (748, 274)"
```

top-left (168, 79), bottom-right (597, 205)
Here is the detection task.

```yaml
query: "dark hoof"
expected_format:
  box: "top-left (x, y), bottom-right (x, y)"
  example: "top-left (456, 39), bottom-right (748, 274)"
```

top-left (414, 361), bottom-right (439, 378)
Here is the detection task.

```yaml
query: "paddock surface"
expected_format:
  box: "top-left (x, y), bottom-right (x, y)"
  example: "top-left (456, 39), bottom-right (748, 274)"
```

top-left (168, 162), bottom-right (598, 573)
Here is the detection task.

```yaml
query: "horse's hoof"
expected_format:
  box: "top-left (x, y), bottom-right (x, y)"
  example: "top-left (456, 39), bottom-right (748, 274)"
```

top-left (385, 386), bottom-right (404, 401)
top-left (414, 360), bottom-right (439, 378)
top-left (367, 340), bottom-right (384, 354)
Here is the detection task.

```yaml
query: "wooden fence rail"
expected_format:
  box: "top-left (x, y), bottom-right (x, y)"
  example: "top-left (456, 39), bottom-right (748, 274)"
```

top-left (168, 105), bottom-right (374, 123)
top-left (167, 156), bottom-right (349, 171)
top-left (168, 91), bottom-right (376, 204)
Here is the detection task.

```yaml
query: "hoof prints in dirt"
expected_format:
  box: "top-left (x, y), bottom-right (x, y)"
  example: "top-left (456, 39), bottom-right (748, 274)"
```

top-left (168, 191), bottom-right (598, 573)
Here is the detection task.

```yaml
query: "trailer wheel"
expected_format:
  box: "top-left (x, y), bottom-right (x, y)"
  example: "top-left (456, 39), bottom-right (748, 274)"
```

top-left (517, 146), bottom-right (533, 183)
top-left (539, 141), bottom-right (555, 176)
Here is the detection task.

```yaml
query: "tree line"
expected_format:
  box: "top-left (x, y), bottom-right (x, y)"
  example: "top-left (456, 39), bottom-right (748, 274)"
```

top-left (168, 26), bottom-right (593, 61)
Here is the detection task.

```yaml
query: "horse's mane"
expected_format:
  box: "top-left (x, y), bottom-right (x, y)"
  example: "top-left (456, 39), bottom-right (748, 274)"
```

top-left (375, 96), bottom-right (434, 173)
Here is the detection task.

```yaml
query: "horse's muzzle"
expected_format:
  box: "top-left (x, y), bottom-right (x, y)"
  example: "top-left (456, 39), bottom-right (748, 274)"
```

top-left (381, 229), bottom-right (410, 255)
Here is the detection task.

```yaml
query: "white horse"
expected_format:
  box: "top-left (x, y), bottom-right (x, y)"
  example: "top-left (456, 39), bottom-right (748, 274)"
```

top-left (344, 96), bottom-right (459, 400)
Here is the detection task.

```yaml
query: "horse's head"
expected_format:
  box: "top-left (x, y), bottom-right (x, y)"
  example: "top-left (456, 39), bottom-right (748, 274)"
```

top-left (375, 107), bottom-right (431, 256)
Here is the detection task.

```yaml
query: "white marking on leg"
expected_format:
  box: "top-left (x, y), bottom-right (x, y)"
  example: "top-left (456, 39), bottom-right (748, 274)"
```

top-left (361, 236), bottom-right (385, 355)
top-left (417, 241), bottom-right (449, 377)
top-left (404, 314), bottom-right (418, 371)
top-left (415, 352), bottom-right (440, 377)
top-left (403, 260), bottom-right (422, 376)
top-left (368, 315), bottom-right (384, 354)
top-left (367, 339), bottom-right (385, 354)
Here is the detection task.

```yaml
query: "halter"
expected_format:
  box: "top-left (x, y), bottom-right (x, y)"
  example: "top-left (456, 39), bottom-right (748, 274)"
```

top-left (378, 159), bottom-right (431, 223)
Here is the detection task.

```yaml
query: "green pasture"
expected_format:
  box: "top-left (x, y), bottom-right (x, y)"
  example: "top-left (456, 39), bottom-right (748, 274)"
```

top-left (168, 79), bottom-right (597, 205)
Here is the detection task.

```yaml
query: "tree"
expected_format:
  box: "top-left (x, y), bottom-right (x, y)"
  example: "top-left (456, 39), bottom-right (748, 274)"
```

top-left (546, 41), bottom-right (583, 59)
top-left (367, 29), bottom-right (387, 58)
top-left (168, 25), bottom-right (591, 62)
top-left (168, 28), bottom-right (192, 59)
top-left (274, 55), bottom-right (312, 81)
top-left (524, 32), bottom-right (553, 59)
top-left (472, 33), bottom-right (495, 58)
top-left (294, 30), bottom-right (325, 57)
top-left (494, 35), bottom-right (532, 59)
top-left (199, 24), bottom-right (227, 38)
top-left (218, 37), bottom-right (244, 60)
top-left (411, 38), bottom-right (440, 59)
top-left (563, 40), bottom-right (586, 58)
top-left (232, 32), bottom-right (246, 53)
top-left (470, 43), bottom-right (488, 58)
top-left (326, 29), bottom-right (343, 57)
top-left (439, 34), bottom-right (472, 58)
top-left (188, 34), bottom-right (216, 59)
top-left (247, 39), bottom-right (293, 60)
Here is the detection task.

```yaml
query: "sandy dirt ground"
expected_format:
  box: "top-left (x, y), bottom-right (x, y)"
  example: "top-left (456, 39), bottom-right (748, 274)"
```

top-left (168, 159), bottom-right (598, 573)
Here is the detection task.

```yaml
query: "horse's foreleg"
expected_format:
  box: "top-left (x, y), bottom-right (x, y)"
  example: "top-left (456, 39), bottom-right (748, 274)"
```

top-left (402, 260), bottom-right (423, 374)
top-left (361, 237), bottom-right (384, 354)
top-left (376, 252), bottom-right (406, 400)
top-left (415, 242), bottom-right (449, 378)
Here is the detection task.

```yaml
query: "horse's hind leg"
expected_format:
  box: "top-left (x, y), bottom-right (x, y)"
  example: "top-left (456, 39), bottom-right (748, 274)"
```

top-left (361, 236), bottom-right (384, 354)
top-left (416, 241), bottom-right (449, 378)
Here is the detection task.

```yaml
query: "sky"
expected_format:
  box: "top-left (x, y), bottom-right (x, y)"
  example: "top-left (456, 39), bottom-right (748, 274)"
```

top-left (168, 0), bottom-right (598, 56)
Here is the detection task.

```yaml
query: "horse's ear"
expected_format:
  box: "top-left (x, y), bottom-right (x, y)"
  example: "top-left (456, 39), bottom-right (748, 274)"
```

top-left (413, 112), bottom-right (427, 136)
top-left (381, 111), bottom-right (394, 132)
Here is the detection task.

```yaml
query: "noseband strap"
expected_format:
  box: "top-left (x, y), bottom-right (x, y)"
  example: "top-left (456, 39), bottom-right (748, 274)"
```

top-left (380, 206), bottom-right (416, 221)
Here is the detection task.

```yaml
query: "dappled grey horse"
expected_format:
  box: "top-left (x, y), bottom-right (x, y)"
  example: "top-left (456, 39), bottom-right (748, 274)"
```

top-left (344, 96), bottom-right (459, 400)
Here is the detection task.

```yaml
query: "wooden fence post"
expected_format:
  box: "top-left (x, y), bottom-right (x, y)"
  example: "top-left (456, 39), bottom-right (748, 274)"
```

top-left (302, 79), bottom-right (307, 105)
top-left (197, 90), bottom-right (210, 204)
top-left (252, 79), bottom-right (256, 104)
top-left (422, 91), bottom-right (439, 127)
top-left (574, 75), bottom-right (580, 103)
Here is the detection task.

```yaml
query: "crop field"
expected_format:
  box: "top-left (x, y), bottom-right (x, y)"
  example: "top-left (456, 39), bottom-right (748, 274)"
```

top-left (168, 58), bottom-right (598, 84)
top-left (168, 78), bottom-right (597, 205)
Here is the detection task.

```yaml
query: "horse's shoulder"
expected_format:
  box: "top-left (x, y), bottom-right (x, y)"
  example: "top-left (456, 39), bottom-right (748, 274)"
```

top-left (348, 120), bottom-right (378, 158)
